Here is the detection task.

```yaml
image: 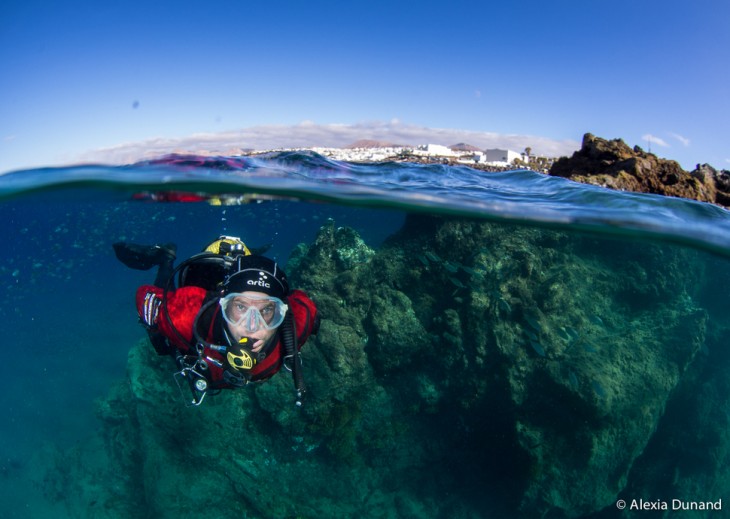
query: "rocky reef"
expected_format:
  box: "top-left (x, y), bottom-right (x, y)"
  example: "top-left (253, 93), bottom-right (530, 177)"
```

top-left (550, 133), bottom-right (730, 208)
top-left (39, 216), bottom-right (730, 518)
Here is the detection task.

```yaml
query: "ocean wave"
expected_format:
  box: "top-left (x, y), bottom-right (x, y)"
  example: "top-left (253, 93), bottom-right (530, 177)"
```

top-left (2, 151), bottom-right (730, 256)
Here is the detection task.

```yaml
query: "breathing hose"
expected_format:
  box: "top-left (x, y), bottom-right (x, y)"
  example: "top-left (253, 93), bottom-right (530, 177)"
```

top-left (281, 311), bottom-right (305, 406)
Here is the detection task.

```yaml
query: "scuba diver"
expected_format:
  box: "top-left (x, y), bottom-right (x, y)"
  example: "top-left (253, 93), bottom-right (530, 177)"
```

top-left (113, 236), bottom-right (319, 407)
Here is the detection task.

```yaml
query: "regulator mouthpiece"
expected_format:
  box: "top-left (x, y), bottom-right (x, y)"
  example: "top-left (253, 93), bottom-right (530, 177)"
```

top-left (226, 337), bottom-right (257, 372)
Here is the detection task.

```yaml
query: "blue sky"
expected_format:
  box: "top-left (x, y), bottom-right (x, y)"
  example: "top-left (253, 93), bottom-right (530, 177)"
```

top-left (1, 0), bottom-right (728, 172)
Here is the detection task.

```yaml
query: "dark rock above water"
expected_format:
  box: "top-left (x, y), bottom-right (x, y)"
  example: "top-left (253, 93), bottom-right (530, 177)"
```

top-left (549, 133), bottom-right (730, 208)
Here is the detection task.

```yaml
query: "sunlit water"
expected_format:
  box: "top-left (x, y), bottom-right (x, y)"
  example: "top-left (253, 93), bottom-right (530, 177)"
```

top-left (1, 152), bottom-right (729, 518)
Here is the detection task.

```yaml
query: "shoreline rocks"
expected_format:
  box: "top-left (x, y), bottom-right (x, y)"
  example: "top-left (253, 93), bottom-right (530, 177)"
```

top-left (549, 133), bottom-right (730, 208)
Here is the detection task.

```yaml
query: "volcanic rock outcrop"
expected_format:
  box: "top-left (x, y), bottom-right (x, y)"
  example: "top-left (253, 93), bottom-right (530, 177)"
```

top-left (550, 133), bottom-right (730, 208)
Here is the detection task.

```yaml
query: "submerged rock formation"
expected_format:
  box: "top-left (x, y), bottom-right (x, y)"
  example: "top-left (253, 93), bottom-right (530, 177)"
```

top-left (549, 133), bottom-right (730, 208)
top-left (40, 216), bottom-right (730, 518)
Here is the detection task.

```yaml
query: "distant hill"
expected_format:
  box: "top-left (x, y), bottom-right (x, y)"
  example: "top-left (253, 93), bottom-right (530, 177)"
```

top-left (449, 142), bottom-right (482, 152)
top-left (345, 139), bottom-right (409, 149)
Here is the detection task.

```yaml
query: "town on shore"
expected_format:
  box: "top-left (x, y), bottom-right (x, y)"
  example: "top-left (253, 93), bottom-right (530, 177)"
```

top-left (240, 134), bottom-right (730, 209)
top-left (243, 140), bottom-right (555, 173)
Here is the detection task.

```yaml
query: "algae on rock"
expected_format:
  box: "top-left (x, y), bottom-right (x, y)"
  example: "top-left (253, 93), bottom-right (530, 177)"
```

top-left (40, 213), bottom-right (726, 519)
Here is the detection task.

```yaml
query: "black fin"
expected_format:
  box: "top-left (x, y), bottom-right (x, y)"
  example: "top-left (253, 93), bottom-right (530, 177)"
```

top-left (113, 242), bottom-right (177, 271)
top-left (248, 243), bottom-right (273, 256)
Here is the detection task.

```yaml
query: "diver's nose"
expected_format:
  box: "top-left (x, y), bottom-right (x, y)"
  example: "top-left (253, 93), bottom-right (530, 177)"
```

top-left (245, 308), bottom-right (259, 332)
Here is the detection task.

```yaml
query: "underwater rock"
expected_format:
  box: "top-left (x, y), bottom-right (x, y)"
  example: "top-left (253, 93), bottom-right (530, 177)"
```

top-left (40, 213), bottom-right (720, 518)
top-left (614, 255), bottom-right (730, 512)
top-left (370, 215), bottom-right (710, 517)
top-left (288, 218), bottom-right (375, 277)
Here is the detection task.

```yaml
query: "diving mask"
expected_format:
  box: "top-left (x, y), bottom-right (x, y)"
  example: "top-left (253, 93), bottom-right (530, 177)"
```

top-left (219, 293), bottom-right (288, 332)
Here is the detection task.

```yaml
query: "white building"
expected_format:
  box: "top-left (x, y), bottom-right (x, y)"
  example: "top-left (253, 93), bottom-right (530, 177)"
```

top-left (485, 148), bottom-right (525, 165)
top-left (416, 143), bottom-right (456, 156)
top-left (456, 151), bottom-right (487, 164)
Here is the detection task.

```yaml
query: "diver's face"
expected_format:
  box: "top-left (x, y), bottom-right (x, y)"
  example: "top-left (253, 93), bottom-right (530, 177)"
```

top-left (224, 291), bottom-right (279, 352)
